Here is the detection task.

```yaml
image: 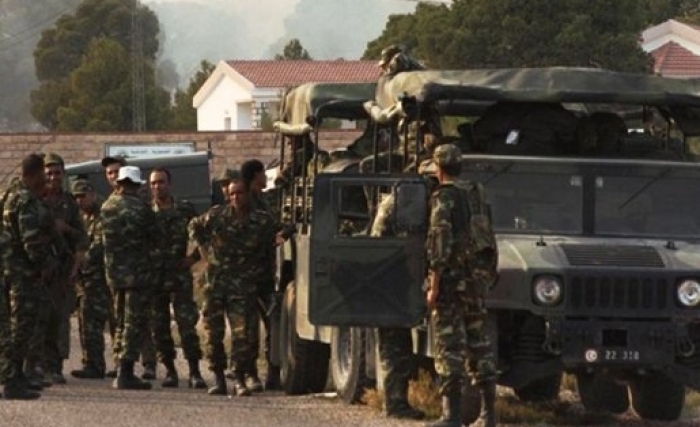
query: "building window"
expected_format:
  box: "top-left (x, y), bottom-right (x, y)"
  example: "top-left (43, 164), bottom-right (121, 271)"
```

top-left (224, 117), bottom-right (232, 131)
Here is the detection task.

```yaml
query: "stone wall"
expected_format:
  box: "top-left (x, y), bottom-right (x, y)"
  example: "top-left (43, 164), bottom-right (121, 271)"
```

top-left (0, 130), bottom-right (361, 185)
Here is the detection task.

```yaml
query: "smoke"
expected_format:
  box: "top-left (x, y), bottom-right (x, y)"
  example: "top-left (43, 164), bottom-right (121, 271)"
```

top-left (143, 0), bottom-right (415, 84)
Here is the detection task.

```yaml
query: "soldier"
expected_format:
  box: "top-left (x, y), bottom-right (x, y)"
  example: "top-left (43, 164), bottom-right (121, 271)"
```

top-left (148, 167), bottom-right (207, 389)
top-left (102, 165), bottom-right (158, 390)
top-left (425, 144), bottom-right (499, 427)
top-left (214, 168), bottom-right (239, 206)
top-left (101, 156), bottom-right (157, 380)
top-left (189, 176), bottom-right (276, 397)
top-left (70, 179), bottom-right (111, 379)
top-left (378, 44), bottom-right (424, 77)
top-left (36, 153), bottom-right (88, 384)
top-left (2, 154), bottom-right (57, 399)
top-left (240, 159), bottom-right (277, 391)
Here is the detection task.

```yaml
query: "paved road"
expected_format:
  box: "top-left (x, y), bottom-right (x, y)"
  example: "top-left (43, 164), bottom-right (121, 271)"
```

top-left (2, 319), bottom-right (699, 427)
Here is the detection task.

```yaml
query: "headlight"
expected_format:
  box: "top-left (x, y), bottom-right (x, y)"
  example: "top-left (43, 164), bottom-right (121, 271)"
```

top-left (677, 280), bottom-right (700, 307)
top-left (533, 275), bottom-right (563, 306)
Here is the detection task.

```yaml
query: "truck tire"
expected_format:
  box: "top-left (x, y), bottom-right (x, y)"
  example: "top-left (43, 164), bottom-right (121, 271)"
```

top-left (576, 373), bottom-right (629, 414)
top-left (630, 373), bottom-right (685, 421)
top-left (514, 373), bottom-right (562, 402)
top-left (330, 327), bottom-right (372, 403)
top-left (280, 283), bottom-right (330, 395)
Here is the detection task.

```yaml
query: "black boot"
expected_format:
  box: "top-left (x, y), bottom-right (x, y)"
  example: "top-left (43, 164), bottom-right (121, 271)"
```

top-left (71, 365), bottom-right (105, 379)
top-left (385, 377), bottom-right (425, 420)
top-left (187, 359), bottom-right (207, 389)
top-left (113, 359), bottom-right (152, 390)
top-left (24, 361), bottom-right (47, 390)
top-left (141, 362), bottom-right (156, 380)
top-left (207, 370), bottom-right (227, 395)
top-left (470, 381), bottom-right (497, 427)
top-left (425, 391), bottom-right (462, 427)
top-left (264, 364), bottom-right (281, 390)
top-left (161, 359), bottom-right (179, 388)
top-left (4, 361), bottom-right (40, 400)
top-left (51, 360), bottom-right (67, 385)
top-left (232, 371), bottom-right (251, 397)
top-left (105, 362), bottom-right (118, 378)
top-left (246, 365), bottom-right (263, 393)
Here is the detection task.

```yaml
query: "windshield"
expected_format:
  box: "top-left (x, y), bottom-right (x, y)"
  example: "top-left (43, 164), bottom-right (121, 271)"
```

top-left (595, 167), bottom-right (700, 238)
top-left (464, 162), bottom-right (584, 234)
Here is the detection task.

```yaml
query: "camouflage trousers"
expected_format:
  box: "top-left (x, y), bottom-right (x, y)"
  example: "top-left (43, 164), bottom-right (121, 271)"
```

top-left (112, 288), bottom-right (152, 362)
top-left (152, 280), bottom-right (202, 362)
top-left (203, 288), bottom-right (259, 373)
top-left (5, 280), bottom-right (41, 379)
top-left (236, 290), bottom-right (274, 374)
top-left (378, 327), bottom-right (416, 407)
top-left (77, 281), bottom-right (112, 373)
top-left (432, 286), bottom-right (497, 396)
top-left (0, 284), bottom-right (11, 382)
top-left (27, 277), bottom-right (75, 373)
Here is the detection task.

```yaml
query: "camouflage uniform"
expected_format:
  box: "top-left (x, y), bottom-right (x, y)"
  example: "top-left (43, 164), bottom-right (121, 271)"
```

top-left (3, 181), bottom-right (58, 386)
top-left (370, 194), bottom-right (425, 420)
top-left (0, 230), bottom-right (12, 383)
top-left (73, 181), bottom-right (111, 377)
top-left (426, 144), bottom-right (499, 427)
top-left (151, 197), bottom-right (204, 387)
top-left (36, 164), bottom-right (88, 381)
top-left (102, 185), bottom-right (159, 389)
top-left (189, 204), bottom-right (275, 395)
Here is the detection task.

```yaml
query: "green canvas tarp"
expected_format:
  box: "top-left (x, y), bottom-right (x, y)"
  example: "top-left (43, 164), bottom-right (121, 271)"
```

top-left (279, 82), bottom-right (377, 126)
top-left (376, 67), bottom-right (700, 108)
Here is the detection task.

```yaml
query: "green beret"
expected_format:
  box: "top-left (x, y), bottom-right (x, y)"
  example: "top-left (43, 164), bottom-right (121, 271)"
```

top-left (43, 152), bottom-right (65, 168)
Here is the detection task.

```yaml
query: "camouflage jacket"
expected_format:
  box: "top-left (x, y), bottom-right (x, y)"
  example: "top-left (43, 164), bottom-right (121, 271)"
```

top-left (152, 197), bottom-right (198, 290)
top-left (43, 189), bottom-right (88, 277)
top-left (80, 203), bottom-right (106, 289)
top-left (2, 181), bottom-right (58, 281)
top-left (427, 180), bottom-right (498, 293)
top-left (101, 192), bottom-right (160, 290)
top-left (188, 205), bottom-right (275, 294)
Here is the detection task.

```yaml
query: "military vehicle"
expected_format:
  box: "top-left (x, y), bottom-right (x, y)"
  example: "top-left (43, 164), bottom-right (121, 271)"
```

top-left (366, 67), bottom-right (700, 422)
top-left (65, 151), bottom-right (214, 213)
top-left (271, 68), bottom-right (700, 423)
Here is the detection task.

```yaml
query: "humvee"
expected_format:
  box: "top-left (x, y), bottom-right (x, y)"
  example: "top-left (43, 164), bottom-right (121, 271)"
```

top-left (65, 151), bottom-right (214, 213)
top-left (271, 68), bottom-right (700, 423)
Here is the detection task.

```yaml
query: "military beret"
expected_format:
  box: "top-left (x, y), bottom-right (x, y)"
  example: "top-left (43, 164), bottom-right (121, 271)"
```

top-left (215, 168), bottom-right (241, 184)
top-left (71, 179), bottom-right (94, 196)
top-left (433, 143), bottom-right (462, 167)
top-left (43, 152), bottom-right (65, 168)
top-left (101, 156), bottom-right (127, 168)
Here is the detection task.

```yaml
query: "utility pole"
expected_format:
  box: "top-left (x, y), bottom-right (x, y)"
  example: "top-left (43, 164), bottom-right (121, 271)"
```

top-left (131, 0), bottom-right (146, 132)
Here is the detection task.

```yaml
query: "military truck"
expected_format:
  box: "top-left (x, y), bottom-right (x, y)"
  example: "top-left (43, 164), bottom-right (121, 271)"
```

top-left (271, 69), bottom-right (700, 423)
top-left (65, 151), bottom-right (214, 213)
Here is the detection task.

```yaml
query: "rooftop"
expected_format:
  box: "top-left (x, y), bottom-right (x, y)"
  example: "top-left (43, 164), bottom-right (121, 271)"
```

top-left (650, 41), bottom-right (700, 78)
top-left (225, 60), bottom-right (380, 87)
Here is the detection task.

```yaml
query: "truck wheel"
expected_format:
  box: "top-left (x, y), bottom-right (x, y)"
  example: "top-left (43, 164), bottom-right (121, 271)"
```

top-left (330, 327), bottom-right (372, 403)
top-left (576, 373), bottom-right (629, 414)
top-left (630, 373), bottom-right (685, 421)
top-left (280, 283), bottom-right (330, 395)
top-left (514, 373), bottom-right (562, 402)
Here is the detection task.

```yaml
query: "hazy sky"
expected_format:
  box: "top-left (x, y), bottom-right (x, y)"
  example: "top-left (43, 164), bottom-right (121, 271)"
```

top-left (142, 0), bottom-right (416, 82)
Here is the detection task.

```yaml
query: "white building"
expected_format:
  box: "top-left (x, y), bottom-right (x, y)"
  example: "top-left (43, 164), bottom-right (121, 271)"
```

top-left (193, 59), bottom-right (379, 131)
top-left (641, 19), bottom-right (700, 78)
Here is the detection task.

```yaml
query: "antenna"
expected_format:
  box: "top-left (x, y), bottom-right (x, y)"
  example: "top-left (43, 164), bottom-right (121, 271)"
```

top-left (131, 0), bottom-right (146, 132)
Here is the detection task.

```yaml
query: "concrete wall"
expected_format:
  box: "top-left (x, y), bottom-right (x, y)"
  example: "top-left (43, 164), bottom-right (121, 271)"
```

top-left (0, 130), bottom-right (361, 187)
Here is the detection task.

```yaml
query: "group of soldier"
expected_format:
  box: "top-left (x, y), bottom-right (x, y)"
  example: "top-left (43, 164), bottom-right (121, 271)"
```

top-left (0, 153), bottom-right (283, 400)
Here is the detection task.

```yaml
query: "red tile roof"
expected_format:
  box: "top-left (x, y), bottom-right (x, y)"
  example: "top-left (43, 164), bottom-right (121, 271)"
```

top-left (226, 60), bottom-right (380, 87)
top-left (651, 41), bottom-right (700, 77)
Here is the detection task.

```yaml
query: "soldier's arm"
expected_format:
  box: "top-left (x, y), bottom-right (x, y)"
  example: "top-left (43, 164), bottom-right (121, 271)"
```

top-left (187, 210), bottom-right (212, 263)
top-left (426, 189), bottom-right (454, 275)
top-left (17, 198), bottom-right (53, 266)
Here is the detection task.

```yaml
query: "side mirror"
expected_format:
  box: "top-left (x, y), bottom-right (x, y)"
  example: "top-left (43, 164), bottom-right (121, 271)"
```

top-left (394, 182), bottom-right (428, 232)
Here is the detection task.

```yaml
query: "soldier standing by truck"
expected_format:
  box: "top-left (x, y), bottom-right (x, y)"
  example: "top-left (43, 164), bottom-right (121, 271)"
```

top-left (425, 144), bottom-right (499, 427)
top-left (189, 176), bottom-right (276, 397)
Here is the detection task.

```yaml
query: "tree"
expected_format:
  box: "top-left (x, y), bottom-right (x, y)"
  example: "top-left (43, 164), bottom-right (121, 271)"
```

top-left (171, 60), bottom-right (215, 131)
top-left (364, 0), bottom-right (653, 73)
top-left (30, 0), bottom-right (170, 131)
top-left (275, 38), bottom-right (312, 60)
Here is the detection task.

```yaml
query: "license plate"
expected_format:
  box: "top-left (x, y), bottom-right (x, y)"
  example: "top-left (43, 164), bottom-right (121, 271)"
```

top-left (584, 348), bottom-right (641, 363)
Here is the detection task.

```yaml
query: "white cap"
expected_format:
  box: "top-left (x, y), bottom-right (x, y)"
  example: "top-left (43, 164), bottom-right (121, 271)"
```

top-left (116, 166), bottom-right (146, 185)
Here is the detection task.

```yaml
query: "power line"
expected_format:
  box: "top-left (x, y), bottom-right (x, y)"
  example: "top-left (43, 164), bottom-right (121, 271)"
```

top-left (0, 8), bottom-right (72, 53)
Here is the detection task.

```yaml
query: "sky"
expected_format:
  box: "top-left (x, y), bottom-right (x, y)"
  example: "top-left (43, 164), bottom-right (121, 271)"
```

top-left (141, 0), bottom-right (417, 82)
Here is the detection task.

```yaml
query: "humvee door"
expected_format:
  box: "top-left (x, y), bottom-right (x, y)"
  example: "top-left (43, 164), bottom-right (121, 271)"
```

top-left (309, 173), bottom-right (429, 328)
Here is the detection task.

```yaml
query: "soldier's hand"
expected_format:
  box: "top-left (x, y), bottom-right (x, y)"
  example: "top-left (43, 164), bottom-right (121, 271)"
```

top-left (426, 286), bottom-right (438, 310)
